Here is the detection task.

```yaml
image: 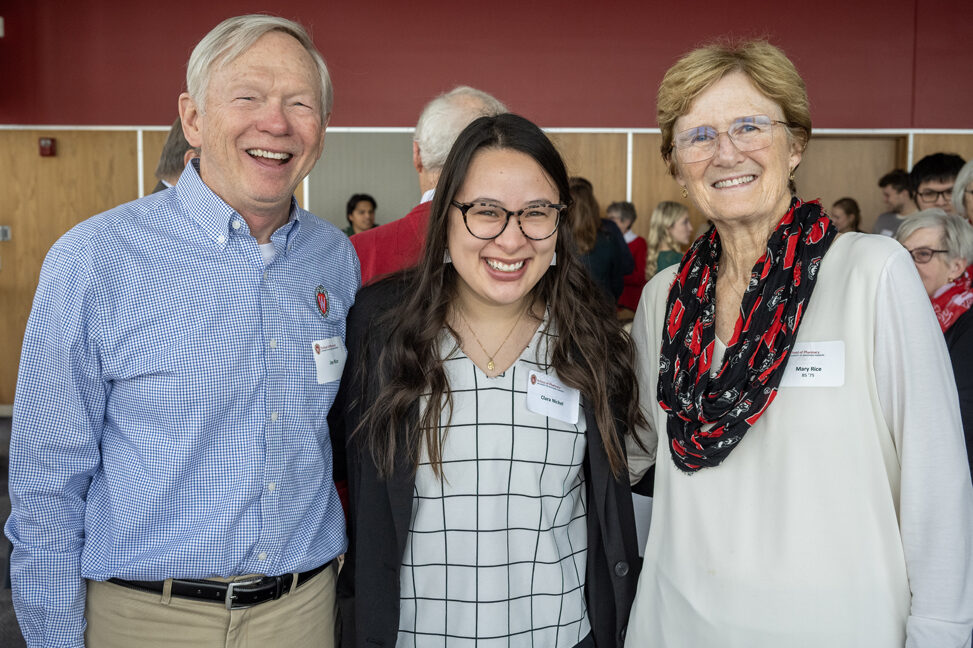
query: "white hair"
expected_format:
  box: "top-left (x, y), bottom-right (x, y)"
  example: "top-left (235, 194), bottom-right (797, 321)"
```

top-left (413, 86), bottom-right (506, 171)
top-left (953, 159), bottom-right (973, 219)
top-left (896, 208), bottom-right (973, 263)
top-left (186, 14), bottom-right (333, 121)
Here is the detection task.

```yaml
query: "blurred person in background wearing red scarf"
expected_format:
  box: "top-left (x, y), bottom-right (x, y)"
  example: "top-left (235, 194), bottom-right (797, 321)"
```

top-left (897, 208), bottom-right (973, 478)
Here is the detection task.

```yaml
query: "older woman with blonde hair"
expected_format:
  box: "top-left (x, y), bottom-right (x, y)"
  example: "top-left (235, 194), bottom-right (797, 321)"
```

top-left (644, 200), bottom-right (692, 279)
top-left (626, 40), bottom-right (973, 647)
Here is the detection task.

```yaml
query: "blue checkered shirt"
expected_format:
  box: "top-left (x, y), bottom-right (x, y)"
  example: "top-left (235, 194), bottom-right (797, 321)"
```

top-left (5, 162), bottom-right (359, 648)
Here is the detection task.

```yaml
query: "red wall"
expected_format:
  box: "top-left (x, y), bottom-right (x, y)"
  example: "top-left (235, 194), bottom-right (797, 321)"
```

top-left (1, 0), bottom-right (970, 128)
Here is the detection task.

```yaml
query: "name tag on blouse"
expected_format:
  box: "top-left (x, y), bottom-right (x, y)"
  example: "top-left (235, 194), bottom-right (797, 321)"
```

top-left (780, 341), bottom-right (845, 387)
top-left (312, 336), bottom-right (346, 384)
top-left (526, 370), bottom-right (580, 424)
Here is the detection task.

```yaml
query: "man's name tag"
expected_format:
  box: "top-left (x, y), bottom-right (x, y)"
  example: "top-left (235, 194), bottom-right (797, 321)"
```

top-left (526, 370), bottom-right (580, 425)
top-left (780, 341), bottom-right (845, 388)
top-left (312, 336), bottom-right (346, 384)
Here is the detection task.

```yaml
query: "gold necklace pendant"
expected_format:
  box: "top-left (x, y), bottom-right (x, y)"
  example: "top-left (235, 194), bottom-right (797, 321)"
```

top-left (456, 303), bottom-right (529, 374)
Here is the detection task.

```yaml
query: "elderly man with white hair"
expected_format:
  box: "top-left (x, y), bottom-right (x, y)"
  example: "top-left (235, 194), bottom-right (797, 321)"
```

top-left (6, 15), bottom-right (357, 648)
top-left (352, 86), bottom-right (506, 284)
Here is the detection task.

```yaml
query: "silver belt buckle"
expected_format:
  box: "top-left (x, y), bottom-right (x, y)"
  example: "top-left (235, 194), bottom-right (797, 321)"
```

top-left (225, 576), bottom-right (265, 610)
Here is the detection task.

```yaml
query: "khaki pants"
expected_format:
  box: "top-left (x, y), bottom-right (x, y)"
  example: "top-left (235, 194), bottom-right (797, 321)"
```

top-left (85, 564), bottom-right (337, 648)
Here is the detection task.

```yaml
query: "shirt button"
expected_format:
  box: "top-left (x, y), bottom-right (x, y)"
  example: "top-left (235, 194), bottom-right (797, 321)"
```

top-left (614, 561), bottom-right (629, 577)
top-left (232, 220), bottom-right (241, 230)
top-left (267, 482), bottom-right (276, 492)
top-left (217, 235), bottom-right (226, 244)
top-left (269, 339), bottom-right (277, 349)
top-left (263, 270), bottom-right (269, 280)
top-left (270, 411), bottom-right (279, 422)
top-left (258, 552), bottom-right (267, 561)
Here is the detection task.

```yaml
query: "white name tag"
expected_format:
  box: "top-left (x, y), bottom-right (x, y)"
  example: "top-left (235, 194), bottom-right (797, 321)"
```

top-left (526, 370), bottom-right (580, 425)
top-left (312, 336), bottom-right (346, 384)
top-left (780, 341), bottom-right (845, 387)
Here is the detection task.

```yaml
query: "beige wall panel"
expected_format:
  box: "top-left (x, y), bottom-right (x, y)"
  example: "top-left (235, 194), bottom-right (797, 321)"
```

top-left (309, 132), bottom-right (418, 229)
top-left (796, 136), bottom-right (902, 232)
top-left (0, 130), bottom-right (139, 404)
top-left (630, 133), bottom-right (698, 241)
top-left (912, 134), bottom-right (973, 166)
top-left (547, 133), bottom-right (627, 213)
top-left (141, 130), bottom-right (168, 194)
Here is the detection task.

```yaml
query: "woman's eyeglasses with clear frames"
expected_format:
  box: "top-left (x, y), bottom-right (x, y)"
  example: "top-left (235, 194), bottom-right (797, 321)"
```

top-left (671, 114), bottom-right (793, 164)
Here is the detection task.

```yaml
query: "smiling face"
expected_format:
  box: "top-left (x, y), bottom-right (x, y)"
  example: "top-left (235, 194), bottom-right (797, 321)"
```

top-left (348, 200), bottom-right (375, 233)
top-left (179, 30), bottom-right (327, 228)
top-left (882, 185), bottom-right (910, 213)
top-left (902, 226), bottom-right (967, 296)
top-left (672, 71), bottom-right (801, 231)
top-left (448, 147), bottom-right (559, 313)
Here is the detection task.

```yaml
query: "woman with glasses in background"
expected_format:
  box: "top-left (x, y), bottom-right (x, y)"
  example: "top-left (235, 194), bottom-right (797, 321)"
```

top-left (625, 40), bottom-right (973, 647)
top-left (332, 113), bottom-right (644, 648)
top-left (897, 209), bottom-right (973, 480)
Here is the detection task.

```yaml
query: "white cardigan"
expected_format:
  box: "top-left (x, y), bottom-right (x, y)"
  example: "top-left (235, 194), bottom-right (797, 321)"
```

top-left (626, 233), bottom-right (973, 648)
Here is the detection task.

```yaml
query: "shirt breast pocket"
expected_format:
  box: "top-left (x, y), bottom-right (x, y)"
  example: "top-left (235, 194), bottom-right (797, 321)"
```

top-left (310, 335), bottom-right (347, 384)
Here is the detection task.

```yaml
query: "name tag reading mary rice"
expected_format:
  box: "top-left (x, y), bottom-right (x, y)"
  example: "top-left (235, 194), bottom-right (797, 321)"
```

top-left (779, 340), bottom-right (846, 388)
top-left (526, 370), bottom-right (581, 425)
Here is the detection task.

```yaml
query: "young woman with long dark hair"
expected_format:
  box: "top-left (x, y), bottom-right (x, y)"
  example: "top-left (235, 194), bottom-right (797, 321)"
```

top-left (332, 113), bottom-right (644, 648)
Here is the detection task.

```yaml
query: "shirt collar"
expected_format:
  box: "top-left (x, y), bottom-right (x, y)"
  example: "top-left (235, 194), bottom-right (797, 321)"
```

top-left (175, 158), bottom-right (301, 249)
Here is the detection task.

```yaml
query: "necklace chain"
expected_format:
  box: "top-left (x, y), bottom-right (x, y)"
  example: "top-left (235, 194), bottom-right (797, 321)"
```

top-left (456, 304), bottom-right (528, 373)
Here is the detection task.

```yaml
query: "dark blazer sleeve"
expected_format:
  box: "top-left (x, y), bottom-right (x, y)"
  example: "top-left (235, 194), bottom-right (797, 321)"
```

top-left (583, 400), bottom-right (641, 647)
top-left (332, 275), bottom-right (417, 648)
top-left (945, 309), bottom-right (973, 479)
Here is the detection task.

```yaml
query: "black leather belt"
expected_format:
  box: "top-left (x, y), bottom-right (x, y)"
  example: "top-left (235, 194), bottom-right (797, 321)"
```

top-left (108, 560), bottom-right (332, 610)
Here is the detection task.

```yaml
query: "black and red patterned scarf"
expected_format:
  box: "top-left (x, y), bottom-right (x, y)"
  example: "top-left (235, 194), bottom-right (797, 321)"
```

top-left (658, 198), bottom-right (837, 473)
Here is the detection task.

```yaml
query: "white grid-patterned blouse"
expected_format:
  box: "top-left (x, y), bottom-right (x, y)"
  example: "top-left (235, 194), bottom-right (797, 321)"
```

top-left (397, 321), bottom-right (591, 647)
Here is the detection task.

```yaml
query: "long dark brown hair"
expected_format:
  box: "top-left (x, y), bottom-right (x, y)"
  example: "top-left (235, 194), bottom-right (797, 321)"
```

top-left (355, 113), bottom-right (645, 479)
top-left (568, 176), bottom-right (600, 254)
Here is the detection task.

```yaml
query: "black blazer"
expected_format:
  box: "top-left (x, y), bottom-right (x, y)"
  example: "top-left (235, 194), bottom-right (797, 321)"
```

top-left (330, 278), bottom-right (641, 647)
top-left (945, 307), bottom-right (973, 477)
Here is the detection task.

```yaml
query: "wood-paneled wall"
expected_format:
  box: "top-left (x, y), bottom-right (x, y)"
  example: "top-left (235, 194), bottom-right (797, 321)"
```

top-left (142, 130), bottom-right (168, 194)
top-left (0, 130), bottom-right (141, 403)
top-left (2, 128), bottom-right (973, 403)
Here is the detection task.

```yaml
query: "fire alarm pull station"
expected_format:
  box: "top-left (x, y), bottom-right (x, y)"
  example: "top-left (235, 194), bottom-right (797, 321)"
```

top-left (39, 138), bottom-right (57, 157)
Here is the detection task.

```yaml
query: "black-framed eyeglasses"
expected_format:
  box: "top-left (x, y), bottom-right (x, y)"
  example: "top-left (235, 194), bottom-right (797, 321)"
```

top-left (671, 114), bottom-right (793, 164)
top-left (916, 187), bottom-right (953, 203)
top-left (451, 200), bottom-right (564, 240)
top-left (907, 246), bottom-right (949, 264)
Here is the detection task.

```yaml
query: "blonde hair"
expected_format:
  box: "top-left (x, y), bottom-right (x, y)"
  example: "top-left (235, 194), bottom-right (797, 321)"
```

top-left (646, 201), bottom-right (690, 279)
top-left (657, 39), bottom-right (811, 176)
